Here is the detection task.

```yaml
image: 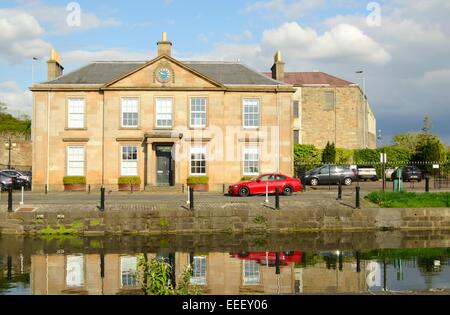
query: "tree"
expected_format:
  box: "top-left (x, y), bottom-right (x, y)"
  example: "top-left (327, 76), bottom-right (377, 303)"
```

top-left (422, 115), bottom-right (432, 133)
top-left (413, 135), bottom-right (446, 163)
top-left (392, 133), bottom-right (419, 153)
top-left (322, 142), bottom-right (336, 164)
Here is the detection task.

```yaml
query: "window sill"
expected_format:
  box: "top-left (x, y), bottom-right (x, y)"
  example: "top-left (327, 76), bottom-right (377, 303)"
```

top-left (119, 127), bottom-right (141, 130)
top-left (65, 128), bottom-right (87, 131)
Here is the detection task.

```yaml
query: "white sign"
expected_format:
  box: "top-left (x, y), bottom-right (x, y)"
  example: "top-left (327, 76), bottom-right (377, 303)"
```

top-left (433, 164), bottom-right (440, 169)
top-left (380, 153), bottom-right (387, 163)
top-left (366, 261), bottom-right (381, 288)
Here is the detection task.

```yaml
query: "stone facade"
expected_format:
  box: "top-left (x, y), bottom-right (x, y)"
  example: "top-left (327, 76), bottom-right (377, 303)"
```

top-left (294, 86), bottom-right (376, 150)
top-left (0, 133), bottom-right (32, 170)
top-left (31, 34), bottom-right (294, 192)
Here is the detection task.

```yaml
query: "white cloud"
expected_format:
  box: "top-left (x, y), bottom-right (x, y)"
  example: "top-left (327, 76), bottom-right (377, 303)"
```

top-left (14, 0), bottom-right (122, 35)
top-left (246, 0), bottom-right (325, 20)
top-left (261, 22), bottom-right (391, 65)
top-left (225, 30), bottom-right (253, 42)
top-left (0, 81), bottom-right (32, 116)
top-left (0, 9), bottom-right (52, 63)
top-left (61, 49), bottom-right (151, 65)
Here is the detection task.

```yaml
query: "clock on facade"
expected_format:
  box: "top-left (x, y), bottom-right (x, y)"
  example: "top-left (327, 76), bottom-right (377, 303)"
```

top-left (157, 67), bottom-right (171, 83)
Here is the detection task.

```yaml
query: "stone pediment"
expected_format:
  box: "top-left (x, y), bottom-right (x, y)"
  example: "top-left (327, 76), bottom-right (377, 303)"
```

top-left (103, 55), bottom-right (223, 90)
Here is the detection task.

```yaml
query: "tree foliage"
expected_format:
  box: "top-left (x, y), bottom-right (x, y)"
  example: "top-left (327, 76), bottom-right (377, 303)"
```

top-left (322, 142), bottom-right (336, 163)
top-left (0, 102), bottom-right (31, 135)
top-left (294, 144), bottom-right (321, 165)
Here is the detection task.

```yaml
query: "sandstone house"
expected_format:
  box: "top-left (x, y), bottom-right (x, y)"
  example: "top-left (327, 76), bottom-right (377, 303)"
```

top-left (30, 33), bottom-right (376, 192)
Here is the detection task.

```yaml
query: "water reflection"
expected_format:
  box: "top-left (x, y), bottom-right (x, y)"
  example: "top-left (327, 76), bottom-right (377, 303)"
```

top-left (1, 247), bottom-right (450, 295)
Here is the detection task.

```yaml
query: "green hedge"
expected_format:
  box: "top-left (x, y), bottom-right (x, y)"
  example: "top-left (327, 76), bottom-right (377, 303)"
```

top-left (118, 176), bottom-right (141, 185)
top-left (187, 176), bottom-right (209, 185)
top-left (63, 176), bottom-right (86, 185)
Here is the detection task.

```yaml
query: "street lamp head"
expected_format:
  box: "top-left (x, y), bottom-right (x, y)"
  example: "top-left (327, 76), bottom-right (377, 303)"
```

top-left (356, 70), bottom-right (364, 74)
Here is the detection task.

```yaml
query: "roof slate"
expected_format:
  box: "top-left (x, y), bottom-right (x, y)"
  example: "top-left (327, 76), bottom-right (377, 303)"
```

top-left (44, 61), bottom-right (286, 86)
top-left (263, 72), bottom-right (354, 86)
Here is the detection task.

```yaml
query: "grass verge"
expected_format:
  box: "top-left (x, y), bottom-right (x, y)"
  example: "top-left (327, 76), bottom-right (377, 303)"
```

top-left (366, 191), bottom-right (450, 208)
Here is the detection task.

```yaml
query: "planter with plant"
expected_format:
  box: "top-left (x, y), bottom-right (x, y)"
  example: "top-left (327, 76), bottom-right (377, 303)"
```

top-left (118, 176), bottom-right (141, 192)
top-left (187, 176), bottom-right (209, 192)
top-left (63, 176), bottom-right (86, 192)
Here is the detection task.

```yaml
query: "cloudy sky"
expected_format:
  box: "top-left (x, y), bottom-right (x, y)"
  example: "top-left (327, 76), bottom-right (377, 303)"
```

top-left (1, 0), bottom-right (449, 145)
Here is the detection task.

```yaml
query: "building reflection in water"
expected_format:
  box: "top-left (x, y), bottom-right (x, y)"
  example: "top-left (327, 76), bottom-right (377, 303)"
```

top-left (26, 251), bottom-right (375, 295)
top-left (2, 249), bottom-right (448, 295)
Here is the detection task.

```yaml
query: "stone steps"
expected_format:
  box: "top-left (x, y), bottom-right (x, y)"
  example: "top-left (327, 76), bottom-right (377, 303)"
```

top-left (144, 184), bottom-right (184, 193)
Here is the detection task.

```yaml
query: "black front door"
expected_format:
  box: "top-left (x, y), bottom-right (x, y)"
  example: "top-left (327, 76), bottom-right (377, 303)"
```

top-left (156, 145), bottom-right (173, 186)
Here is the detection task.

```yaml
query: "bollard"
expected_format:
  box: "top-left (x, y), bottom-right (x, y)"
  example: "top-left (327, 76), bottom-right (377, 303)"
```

top-left (45, 184), bottom-right (48, 195)
top-left (223, 184), bottom-right (225, 194)
top-left (182, 184), bottom-right (185, 194)
top-left (338, 251), bottom-right (343, 271)
top-left (355, 186), bottom-right (361, 209)
top-left (7, 256), bottom-right (12, 281)
top-left (265, 182), bottom-right (269, 203)
top-left (130, 184), bottom-right (134, 194)
top-left (337, 180), bottom-right (342, 200)
top-left (275, 252), bottom-right (281, 275)
top-left (88, 184), bottom-right (91, 194)
top-left (100, 253), bottom-right (105, 278)
top-left (189, 187), bottom-right (194, 210)
top-left (275, 187), bottom-right (280, 210)
top-left (8, 187), bottom-right (13, 212)
top-left (425, 177), bottom-right (430, 193)
top-left (20, 186), bottom-right (24, 205)
top-left (100, 187), bottom-right (105, 211)
top-left (356, 251), bottom-right (361, 273)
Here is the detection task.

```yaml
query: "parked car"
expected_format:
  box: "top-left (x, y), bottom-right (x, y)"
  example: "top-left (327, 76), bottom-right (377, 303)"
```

top-left (391, 166), bottom-right (423, 182)
top-left (228, 173), bottom-right (302, 197)
top-left (302, 165), bottom-right (357, 186)
top-left (385, 168), bottom-right (397, 181)
top-left (230, 251), bottom-right (303, 267)
top-left (0, 173), bottom-right (14, 191)
top-left (0, 171), bottom-right (32, 190)
top-left (0, 170), bottom-right (31, 182)
top-left (357, 165), bottom-right (378, 181)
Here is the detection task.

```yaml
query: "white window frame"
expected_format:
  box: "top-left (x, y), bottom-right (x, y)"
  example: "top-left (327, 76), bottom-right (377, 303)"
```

top-left (120, 256), bottom-right (137, 288)
top-left (243, 98), bottom-right (260, 129)
top-left (67, 97), bottom-right (85, 129)
top-left (243, 145), bottom-right (260, 176)
top-left (67, 146), bottom-right (85, 176)
top-left (190, 145), bottom-right (207, 176)
top-left (121, 97), bottom-right (139, 128)
top-left (155, 97), bottom-right (173, 128)
top-left (66, 255), bottom-right (84, 288)
top-left (121, 145), bottom-right (138, 176)
top-left (190, 256), bottom-right (207, 285)
top-left (243, 260), bottom-right (260, 285)
top-left (190, 97), bottom-right (207, 128)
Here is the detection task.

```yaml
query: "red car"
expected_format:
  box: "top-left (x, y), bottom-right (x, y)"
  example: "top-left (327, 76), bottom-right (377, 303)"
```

top-left (228, 173), bottom-right (302, 197)
top-left (230, 251), bottom-right (303, 267)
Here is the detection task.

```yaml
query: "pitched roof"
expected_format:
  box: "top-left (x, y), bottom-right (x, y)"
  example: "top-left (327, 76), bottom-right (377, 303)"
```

top-left (44, 61), bottom-right (286, 86)
top-left (263, 72), bottom-right (354, 86)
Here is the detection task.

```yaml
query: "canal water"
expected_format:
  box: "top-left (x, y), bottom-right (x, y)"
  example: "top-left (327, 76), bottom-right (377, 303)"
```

top-left (1, 232), bottom-right (450, 295)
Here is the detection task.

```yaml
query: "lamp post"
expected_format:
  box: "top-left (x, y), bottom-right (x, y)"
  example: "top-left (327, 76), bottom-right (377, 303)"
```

top-left (5, 137), bottom-right (17, 169)
top-left (378, 129), bottom-right (386, 192)
top-left (32, 57), bottom-right (38, 84)
top-left (356, 71), bottom-right (367, 149)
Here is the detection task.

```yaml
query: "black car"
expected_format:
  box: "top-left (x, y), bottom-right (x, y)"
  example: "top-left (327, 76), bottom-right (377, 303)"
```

top-left (391, 166), bottom-right (423, 182)
top-left (0, 171), bottom-right (31, 190)
top-left (0, 173), bottom-right (14, 191)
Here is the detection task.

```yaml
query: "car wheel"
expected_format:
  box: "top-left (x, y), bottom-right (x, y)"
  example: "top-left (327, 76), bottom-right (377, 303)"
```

top-left (238, 186), bottom-right (250, 197)
top-left (344, 178), bottom-right (353, 186)
top-left (283, 186), bottom-right (293, 196)
top-left (310, 178), bottom-right (319, 186)
top-left (372, 177), bottom-right (378, 182)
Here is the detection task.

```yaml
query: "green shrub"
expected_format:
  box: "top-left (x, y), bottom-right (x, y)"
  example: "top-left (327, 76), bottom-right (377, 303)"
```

top-left (63, 176), bottom-right (86, 185)
top-left (294, 144), bottom-right (322, 165)
top-left (240, 176), bottom-right (255, 181)
top-left (187, 176), bottom-right (209, 185)
top-left (322, 142), bottom-right (336, 163)
top-left (118, 176), bottom-right (141, 185)
top-left (336, 148), bottom-right (354, 164)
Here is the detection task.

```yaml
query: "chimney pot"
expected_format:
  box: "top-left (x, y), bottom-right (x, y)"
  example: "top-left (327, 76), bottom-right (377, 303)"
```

top-left (157, 31), bottom-right (172, 57)
top-left (271, 50), bottom-right (285, 82)
top-left (47, 48), bottom-right (64, 81)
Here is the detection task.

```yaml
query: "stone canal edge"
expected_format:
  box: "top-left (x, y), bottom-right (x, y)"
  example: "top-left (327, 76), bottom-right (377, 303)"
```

top-left (1, 200), bottom-right (450, 235)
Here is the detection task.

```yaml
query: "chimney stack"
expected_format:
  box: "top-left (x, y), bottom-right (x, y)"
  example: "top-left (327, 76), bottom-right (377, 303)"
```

top-left (271, 50), bottom-right (285, 82)
top-left (157, 32), bottom-right (172, 57)
top-left (47, 48), bottom-right (64, 81)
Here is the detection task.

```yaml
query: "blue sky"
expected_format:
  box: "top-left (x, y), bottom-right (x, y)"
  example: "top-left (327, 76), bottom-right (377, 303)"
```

top-left (1, 0), bottom-right (449, 145)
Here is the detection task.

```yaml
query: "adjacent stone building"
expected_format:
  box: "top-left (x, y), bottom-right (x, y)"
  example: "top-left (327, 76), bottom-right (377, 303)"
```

top-left (265, 56), bottom-right (377, 150)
